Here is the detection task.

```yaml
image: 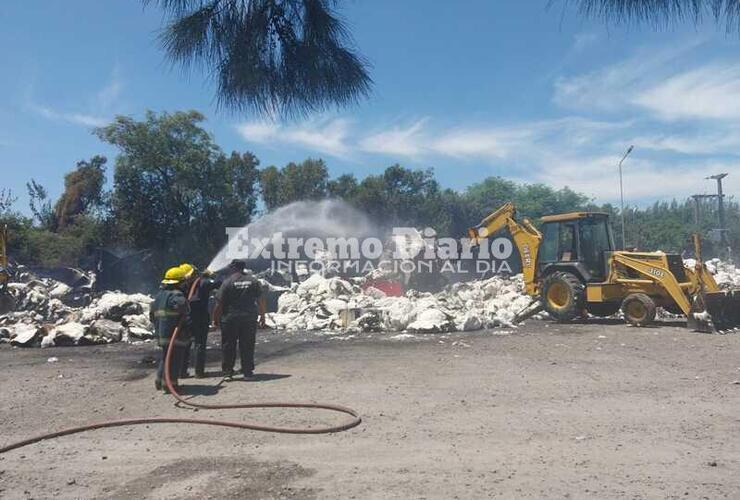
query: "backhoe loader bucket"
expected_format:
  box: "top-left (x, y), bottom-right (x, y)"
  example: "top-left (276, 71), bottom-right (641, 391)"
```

top-left (688, 290), bottom-right (740, 333)
top-left (704, 290), bottom-right (740, 332)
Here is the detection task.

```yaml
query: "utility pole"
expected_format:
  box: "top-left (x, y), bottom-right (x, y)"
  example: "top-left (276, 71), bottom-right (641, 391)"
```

top-left (706, 173), bottom-right (728, 246)
top-left (618, 145), bottom-right (634, 249)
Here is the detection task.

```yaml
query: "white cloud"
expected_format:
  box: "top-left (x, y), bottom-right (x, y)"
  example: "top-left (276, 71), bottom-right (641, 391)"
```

top-left (95, 70), bottom-right (123, 111)
top-left (360, 119), bottom-right (428, 157)
top-left (633, 130), bottom-right (740, 155)
top-left (633, 63), bottom-right (740, 121)
top-left (236, 118), bottom-right (352, 158)
top-left (28, 69), bottom-right (123, 128)
top-left (237, 122), bottom-right (280, 142)
top-left (530, 154), bottom-right (740, 201)
top-left (30, 104), bottom-right (108, 127)
top-left (362, 117), bottom-right (629, 162)
top-left (553, 40), bottom-right (704, 116)
top-left (233, 105), bottom-right (732, 204)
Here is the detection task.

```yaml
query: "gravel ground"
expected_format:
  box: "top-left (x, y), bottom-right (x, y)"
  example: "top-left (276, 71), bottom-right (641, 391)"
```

top-left (1, 319), bottom-right (739, 499)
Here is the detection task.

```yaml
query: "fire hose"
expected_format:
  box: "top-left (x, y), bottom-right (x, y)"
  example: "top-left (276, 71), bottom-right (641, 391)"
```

top-left (0, 282), bottom-right (362, 455)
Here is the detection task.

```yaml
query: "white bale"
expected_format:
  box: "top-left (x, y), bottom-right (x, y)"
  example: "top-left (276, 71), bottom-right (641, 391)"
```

top-left (296, 273), bottom-right (326, 296)
top-left (122, 314), bottom-right (153, 331)
top-left (90, 319), bottom-right (126, 342)
top-left (277, 292), bottom-right (303, 313)
top-left (10, 323), bottom-right (44, 347)
top-left (50, 322), bottom-right (87, 346)
top-left (407, 308), bottom-right (453, 333)
top-left (49, 282), bottom-right (72, 298)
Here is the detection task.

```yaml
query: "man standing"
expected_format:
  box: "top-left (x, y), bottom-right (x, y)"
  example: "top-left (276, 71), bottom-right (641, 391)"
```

top-left (184, 266), bottom-right (221, 378)
top-left (150, 266), bottom-right (191, 392)
top-left (213, 260), bottom-right (266, 381)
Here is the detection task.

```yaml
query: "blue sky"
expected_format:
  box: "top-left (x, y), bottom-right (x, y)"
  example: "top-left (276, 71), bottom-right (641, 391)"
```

top-left (1, 1), bottom-right (738, 214)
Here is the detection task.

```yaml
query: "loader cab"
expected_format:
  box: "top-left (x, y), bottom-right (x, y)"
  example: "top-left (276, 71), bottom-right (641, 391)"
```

top-left (537, 212), bottom-right (615, 282)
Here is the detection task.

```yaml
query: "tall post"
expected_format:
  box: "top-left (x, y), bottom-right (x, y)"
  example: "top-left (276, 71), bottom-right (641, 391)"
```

top-left (707, 173), bottom-right (729, 249)
top-left (618, 146), bottom-right (634, 249)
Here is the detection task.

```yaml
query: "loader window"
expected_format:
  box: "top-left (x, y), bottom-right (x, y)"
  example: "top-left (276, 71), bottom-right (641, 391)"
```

top-left (579, 217), bottom-right (612, 278)
top-left (539, 222), bottom-right (578, 262)
top-left (539, 222), bottom-right (559, 262)
top-left (559, 223), bottom-right (578, 261)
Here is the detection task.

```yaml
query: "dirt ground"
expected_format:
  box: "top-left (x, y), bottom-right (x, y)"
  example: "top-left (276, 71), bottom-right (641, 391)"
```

top-left (1, 319), bottom-right (739, 499)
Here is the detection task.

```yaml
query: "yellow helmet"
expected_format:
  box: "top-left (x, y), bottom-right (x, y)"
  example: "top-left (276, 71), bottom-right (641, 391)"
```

top-left (161, 266), bottom-right (187, 285)
top-left (179, 263), bottom-right (197, 280)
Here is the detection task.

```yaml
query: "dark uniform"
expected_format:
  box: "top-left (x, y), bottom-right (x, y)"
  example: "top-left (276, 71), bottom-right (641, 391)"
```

top-left (182, 276), bottom-right (220, 377)
top-left (216, 270), bottom-right (262, 377)
top-left (150, 285), bottom-right (191, 389)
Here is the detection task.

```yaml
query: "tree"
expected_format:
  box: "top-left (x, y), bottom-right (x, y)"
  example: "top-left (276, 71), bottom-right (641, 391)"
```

top-left (0, 189), bottom-right (16, 215)
top-left (54, 155), bottom-right (108, 229)
top-left (259, 158), bottom-right (329, 210)
top-left (144, 0), bottom-right (372, 118)
top-left (26, 180), bottom-right (55, 230)
top-left (349, 165), bottom-right (447, 231)
top-left (560, 0), bottom-right (740, 31)
top-left (327, 173), bottom-right (358, 199)
top-left (96, 110), bottom-right (260, 267)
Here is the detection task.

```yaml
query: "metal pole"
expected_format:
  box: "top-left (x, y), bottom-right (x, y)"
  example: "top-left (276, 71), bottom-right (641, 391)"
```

top-left (707, 173), bottom-right (729, 251)
top-left (618, 146), bottom-right (634, 249)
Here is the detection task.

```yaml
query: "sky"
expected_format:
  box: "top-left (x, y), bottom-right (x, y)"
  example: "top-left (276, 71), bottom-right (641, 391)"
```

top-left (1, 0), bottom-right (739, 214)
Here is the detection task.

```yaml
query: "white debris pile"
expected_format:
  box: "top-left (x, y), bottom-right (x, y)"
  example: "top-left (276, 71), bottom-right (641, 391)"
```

top-left (703, 259), bottom-right (740, 288)
top-left (0, 269), bottom-right (154, 347)
top-left (265, 272), bottom-right (534, 334)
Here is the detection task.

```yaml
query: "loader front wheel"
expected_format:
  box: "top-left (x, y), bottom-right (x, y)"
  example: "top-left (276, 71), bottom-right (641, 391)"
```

top-left (543, 272), bottom-right (585, 322)
top-left (621, 293), bottom-right (656, 327)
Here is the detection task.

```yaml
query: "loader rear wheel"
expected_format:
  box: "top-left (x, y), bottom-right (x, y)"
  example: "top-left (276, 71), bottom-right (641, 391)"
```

top-left (586, 302), bottom-right (621, 317)
top-left (621, 293), bottom-right (656, 327)
top-left (543, 272), bottom-right (585, 322)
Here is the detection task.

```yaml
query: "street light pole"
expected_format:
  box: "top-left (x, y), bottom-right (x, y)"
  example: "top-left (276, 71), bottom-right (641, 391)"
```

top-left (618, 145), bottom-right (634, 250)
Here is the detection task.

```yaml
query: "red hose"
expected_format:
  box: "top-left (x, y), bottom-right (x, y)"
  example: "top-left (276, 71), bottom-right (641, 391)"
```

top-left (0, 282), bottom-right (361, 455)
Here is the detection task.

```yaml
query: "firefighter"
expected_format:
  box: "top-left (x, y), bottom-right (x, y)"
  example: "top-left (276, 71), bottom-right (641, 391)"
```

top-left (180, 264), bottom-right (221, 378)
top-left (213, 260), bottom-right (266, 381)
top-left (176, 263), bottom-right (197, 378)
top-left (150, 266), bottom-right (191, 392)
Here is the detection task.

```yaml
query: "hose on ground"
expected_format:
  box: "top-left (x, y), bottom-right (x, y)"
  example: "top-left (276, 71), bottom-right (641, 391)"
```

top-left (0, 282), bottom-right (361, 455)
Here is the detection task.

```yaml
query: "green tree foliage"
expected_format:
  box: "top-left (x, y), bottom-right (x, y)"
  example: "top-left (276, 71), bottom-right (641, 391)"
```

top-left (26, 180), bottom-right (55, 230)
top-left (54, 155), bottom-right (108, 229)
top-left (259, 158), bottom-right (329, 210)
top-left (144, 0), bottom-right (372, 117)
top-left (326, 165), bottom-right (452, 233)
top-left (327, 173), bottom-right (359, 199)
top-left (462, 176), bottom-right (591, 227)
top-left (0, 189), bottom-right (16, 215)
top-left (96, 110), bottom-right (260, 267)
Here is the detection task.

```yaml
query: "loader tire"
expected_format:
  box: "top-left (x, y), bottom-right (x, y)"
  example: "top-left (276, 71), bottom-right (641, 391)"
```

top-left (586, 302), bottom-right (621, 317)
top-left (621, 293), bottom-right (656, 327)
top-left (543, 272), bottom-right (585, 322)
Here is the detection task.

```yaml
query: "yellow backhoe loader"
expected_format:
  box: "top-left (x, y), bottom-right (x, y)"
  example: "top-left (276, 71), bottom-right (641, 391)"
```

top-left (0, 225), bottom-right (14, 314)
top-left (468, 203), bottom-right (740, 332)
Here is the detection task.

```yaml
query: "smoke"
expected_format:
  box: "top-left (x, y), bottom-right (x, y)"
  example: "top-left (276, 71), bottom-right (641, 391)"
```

top-left (207, 199), bottom-right (377, 272)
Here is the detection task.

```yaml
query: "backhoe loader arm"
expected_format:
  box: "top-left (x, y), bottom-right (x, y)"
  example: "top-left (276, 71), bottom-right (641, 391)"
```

top-left (468, 203), bottom-right (543, 295)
